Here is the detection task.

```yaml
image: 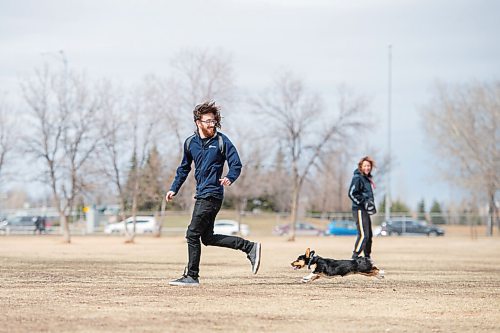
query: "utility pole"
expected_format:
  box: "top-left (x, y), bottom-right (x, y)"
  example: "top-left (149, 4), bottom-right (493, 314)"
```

top-left (385, 45), bottom-right (392, 222)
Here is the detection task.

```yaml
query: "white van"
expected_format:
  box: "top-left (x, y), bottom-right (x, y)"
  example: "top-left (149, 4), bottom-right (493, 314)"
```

top-left (104, 216), bottom-right (159, 234)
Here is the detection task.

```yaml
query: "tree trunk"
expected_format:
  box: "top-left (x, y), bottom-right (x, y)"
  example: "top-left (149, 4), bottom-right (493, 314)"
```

top-left (154, 197), bottom-right (166, 238)
top-left (488, 190), bottom-right (495, 236)
top-left (60, 213), bottom-right (70, 243)
top-left (469, 211), bottom-right (477, 240)
top-left (119, 198), bottom-right (127, 224)
top-left (126, 193), bottom-right (137, 243)
top-left (125, 186), bottom-right (139, 244)
top-left (496, 200), bottom-right (500, 234)
top-left (288, 181), bottom-right (300, 242)
top-left (236, 197), bottom-right (247, 235)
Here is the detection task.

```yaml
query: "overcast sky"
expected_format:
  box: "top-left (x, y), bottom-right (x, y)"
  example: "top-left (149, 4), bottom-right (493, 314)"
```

top-left (1, 0), bottom-right (499, 209)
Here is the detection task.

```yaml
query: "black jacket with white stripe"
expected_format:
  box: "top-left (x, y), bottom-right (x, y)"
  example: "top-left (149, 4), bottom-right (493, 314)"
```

top-left (348, 169), bottom-right (374, 211)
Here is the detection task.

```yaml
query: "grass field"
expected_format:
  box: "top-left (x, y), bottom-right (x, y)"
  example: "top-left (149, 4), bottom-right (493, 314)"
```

top-left (0, 233), bottom-right (499, 332)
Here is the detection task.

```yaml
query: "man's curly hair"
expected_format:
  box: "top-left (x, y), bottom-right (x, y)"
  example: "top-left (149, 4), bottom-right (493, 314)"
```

top-left (193, 101), bottom-right (222, 129)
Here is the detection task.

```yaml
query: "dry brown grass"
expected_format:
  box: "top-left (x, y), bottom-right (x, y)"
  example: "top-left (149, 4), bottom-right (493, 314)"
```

top-left (1, 234), bottom-right (499, 332)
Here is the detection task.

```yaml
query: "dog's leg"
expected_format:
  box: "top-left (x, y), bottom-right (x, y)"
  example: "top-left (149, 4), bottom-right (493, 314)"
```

top-left (301, 272), bottom-right (320, 283)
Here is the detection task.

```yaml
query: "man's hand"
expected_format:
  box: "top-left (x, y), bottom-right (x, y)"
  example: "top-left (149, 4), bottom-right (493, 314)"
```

top-left (219, 177), bottom-right (232, 186)
top-left (165, 191), bottom-right (176, 202)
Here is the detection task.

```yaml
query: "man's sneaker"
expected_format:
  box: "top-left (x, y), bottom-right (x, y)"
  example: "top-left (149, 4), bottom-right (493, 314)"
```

top-left (247, 242), bottom-right (261, 274)
top-left (169, 274), bottom-right (199, 286)
top-left (351, 253), bottom-right (359, 260)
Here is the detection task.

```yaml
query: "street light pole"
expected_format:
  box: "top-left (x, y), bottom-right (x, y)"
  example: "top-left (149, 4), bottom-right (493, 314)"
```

top-left (385, 45), bottom-right (392, 222)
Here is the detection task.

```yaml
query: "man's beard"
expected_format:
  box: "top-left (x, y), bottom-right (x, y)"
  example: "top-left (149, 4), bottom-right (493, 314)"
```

top-left (199, 126), bottom-right (215, 138)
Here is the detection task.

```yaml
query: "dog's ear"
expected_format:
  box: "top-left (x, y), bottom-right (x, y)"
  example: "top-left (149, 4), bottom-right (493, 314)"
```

top-left (310, 250), bottom-right (315, 257)
top-left (305, 248), bottom-right (310, 258)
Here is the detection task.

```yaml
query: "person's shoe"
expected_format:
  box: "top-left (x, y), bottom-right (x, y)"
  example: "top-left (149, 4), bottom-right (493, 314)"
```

top-left (247, 242), bottom-right (261, 274)
top-left (351, 253), bottom-right (359, 260)
top-left (169, 272), bottom-right (199, 286)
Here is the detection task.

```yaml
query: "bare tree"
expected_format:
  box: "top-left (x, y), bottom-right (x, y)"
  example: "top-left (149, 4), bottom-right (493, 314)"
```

top-left (124, 78), bottom-right (168, 243)
top-left (252, 73), bottom-right (369, 241)
top-left (308, 148), bottom-right (352, 216)
top-left (166, 48), bottom-right (237, 210)
top-left (140, 75), bottom-right (186, 219)
top-left (224, 128), bottom-right (266, 231)
top-left (0, 95), bottom-right (16, 189)
top-left (170, 48), bottom-right (235, 109)
top-left (96, 49), bottom-right (237, 240)
top-left (422, 81), bottom-right (500, 235)
top-left (95, 80), bottom-right (130, 226)
top-left (21, 65), bottom-right (101, 243)
top-left (97, 75), bottom-right (180, 239)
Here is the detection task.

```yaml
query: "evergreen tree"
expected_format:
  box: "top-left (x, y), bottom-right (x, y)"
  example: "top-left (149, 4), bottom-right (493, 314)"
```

top-left (378, 196), bottom-right (411, 215)
top-left (138, 145), bottom-right (164, 211)
top-left (124, 148), bottom-right (138, 211)
top-left (430, 200), bottom-right (446, 224)
top-left (123, 146), bottom-right (165, 212)
top-left (417, 199), bottom-right (426, 221)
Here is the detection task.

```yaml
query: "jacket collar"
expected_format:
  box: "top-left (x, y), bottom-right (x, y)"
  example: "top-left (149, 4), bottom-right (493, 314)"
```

top-left (354, 168), bottom-right (372, 179)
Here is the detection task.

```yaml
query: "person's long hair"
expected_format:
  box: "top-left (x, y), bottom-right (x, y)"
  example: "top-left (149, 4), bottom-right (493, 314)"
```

top-left (357, 156), bottom-right (376, 173)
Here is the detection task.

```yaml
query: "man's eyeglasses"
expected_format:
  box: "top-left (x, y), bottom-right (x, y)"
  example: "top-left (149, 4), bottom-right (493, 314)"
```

top-left (199, 119), bottom-right (217, 125)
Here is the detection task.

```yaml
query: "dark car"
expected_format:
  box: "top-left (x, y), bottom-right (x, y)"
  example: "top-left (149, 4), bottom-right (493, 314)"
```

top-left (273, 222), bottom-right (325, 236)
top-left (325, 220), bottom-right (358, 236)
top-left (0, 216), bottom-right (41, 234)
top-left (380, 219), bottom-right (444, 236)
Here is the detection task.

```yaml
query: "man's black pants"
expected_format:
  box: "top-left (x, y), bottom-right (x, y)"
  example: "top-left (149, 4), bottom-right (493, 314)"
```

top-left (352, 209), bottom-right (373, 257)
top-left (186, 197), bottom-right (253, 278)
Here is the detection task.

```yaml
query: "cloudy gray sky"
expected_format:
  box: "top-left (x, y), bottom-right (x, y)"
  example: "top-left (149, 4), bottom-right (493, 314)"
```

top-left (1, 0), bottom-right (499, 208)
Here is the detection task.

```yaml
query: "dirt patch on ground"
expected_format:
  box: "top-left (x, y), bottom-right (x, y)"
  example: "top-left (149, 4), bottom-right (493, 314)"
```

top-left (0, 235), bottom-right (499, 332)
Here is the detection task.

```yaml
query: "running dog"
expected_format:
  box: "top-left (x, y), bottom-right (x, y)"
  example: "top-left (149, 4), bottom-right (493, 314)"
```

top-left (291, 248), bottom-right (384, 283)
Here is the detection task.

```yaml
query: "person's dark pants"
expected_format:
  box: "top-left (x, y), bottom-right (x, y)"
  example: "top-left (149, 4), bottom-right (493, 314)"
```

top-left (352, 209), bottom-right (373, 258)
top-left (186, 197), bottom-right (254, 278)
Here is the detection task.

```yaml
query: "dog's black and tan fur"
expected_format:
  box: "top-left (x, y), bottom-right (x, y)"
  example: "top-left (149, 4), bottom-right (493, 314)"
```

top-left (291, 248), bottom-right (384, 283)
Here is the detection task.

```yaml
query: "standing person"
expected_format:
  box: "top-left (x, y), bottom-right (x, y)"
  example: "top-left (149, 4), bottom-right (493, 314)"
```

top-left (348, 156), bottom-right (377, 261)
top-left (166, 101), bottom-right (261, 286)
top-left (40, 216), bottom-right (46, 233)
top-left (33, 216), bottom-right (42, 235)
top-left (33, 216), bottom-right (45, 235)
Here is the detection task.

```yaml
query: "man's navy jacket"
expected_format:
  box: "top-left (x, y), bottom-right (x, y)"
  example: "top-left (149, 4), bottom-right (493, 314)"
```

top-left (169, 131), bottom-right (242, 200)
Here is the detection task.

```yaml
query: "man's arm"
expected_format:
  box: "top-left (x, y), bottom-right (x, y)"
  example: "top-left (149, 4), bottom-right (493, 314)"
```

top-left (167, 140), bottom-right (193, 200)
top-left (223, 138), bottom-right (242, 184)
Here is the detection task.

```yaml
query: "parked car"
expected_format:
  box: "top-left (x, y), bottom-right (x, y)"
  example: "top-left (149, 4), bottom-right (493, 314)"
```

top-left (380, 219), bottom-right (445, 236)
top-left (213, 219), bottom-right (250, 237)
top-left (273, 222), bottom-right (325, 236)
top-left (104, 216), bottom-right (159, 234)
top-left (0, 216), bottom-right (46, 234)
top-left (325, 220), bottom-right (358, 236)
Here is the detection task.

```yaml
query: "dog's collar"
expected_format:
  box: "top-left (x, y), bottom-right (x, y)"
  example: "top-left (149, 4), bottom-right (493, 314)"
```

top-left (307, 254), bottom-right (317, 270)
